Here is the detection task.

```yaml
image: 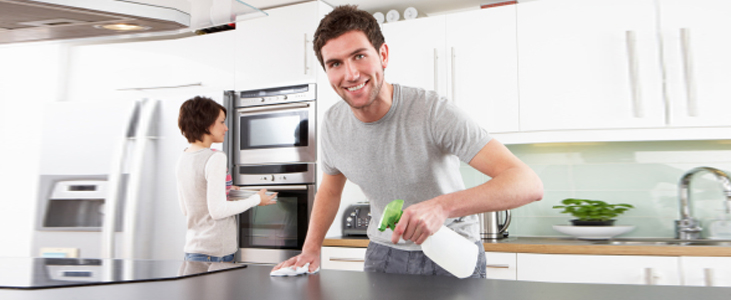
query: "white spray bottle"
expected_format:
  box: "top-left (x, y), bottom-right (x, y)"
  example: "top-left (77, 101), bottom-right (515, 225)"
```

top-left (378, 199), bottom-right (478, 278)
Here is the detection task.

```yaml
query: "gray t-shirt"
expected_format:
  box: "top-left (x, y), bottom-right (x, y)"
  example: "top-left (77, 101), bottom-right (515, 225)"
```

top-left (321, 84), bottom-right (492, 251)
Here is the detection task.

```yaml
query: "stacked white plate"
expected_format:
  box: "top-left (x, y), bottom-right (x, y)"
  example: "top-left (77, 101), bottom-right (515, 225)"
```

top-left (552, 225), bottom-right (635, 240)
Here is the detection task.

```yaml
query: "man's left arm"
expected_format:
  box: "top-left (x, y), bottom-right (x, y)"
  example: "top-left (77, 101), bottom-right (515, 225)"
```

top-left (392, 139), bottom-right (543, 244)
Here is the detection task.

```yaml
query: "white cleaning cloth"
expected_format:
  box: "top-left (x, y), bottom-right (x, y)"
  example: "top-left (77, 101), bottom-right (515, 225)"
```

top-left (269, 263), bottom-right (320, 277)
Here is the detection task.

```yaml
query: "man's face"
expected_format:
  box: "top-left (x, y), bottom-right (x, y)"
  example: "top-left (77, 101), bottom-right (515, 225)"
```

top-left (320, 30), bottom-right (388, 109)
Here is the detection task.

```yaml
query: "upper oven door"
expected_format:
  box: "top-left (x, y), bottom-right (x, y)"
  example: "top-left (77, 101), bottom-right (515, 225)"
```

top-left (234, 101), bottom-right (316, 164)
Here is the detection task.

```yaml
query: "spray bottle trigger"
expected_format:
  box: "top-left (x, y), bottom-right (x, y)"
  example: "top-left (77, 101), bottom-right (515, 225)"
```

top-left (378, 199), bottom-right (404, 232)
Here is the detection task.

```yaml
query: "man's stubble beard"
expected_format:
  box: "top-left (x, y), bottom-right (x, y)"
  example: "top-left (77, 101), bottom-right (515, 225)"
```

top-left (344, 68), bottom-right (385, 110)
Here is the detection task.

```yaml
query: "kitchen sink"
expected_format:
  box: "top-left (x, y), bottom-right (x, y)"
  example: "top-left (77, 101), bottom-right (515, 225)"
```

top-left (591, 239), bottom-right (731, 246)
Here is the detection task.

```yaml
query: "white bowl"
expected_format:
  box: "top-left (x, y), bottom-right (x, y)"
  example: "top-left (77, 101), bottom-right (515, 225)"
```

top-left (552, 225), bottom-right (635, 240)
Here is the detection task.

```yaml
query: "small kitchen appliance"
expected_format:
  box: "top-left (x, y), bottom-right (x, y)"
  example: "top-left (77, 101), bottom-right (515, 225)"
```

top-left (479, 210), bottom-right (511, 239)
top-left (227, 83), bottom-right (317, 165)
top-left (342, 203), bottom-right (370, 236)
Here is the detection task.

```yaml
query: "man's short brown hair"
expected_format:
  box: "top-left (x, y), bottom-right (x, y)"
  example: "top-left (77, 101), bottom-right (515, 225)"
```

top-left (178, 96), bottom-right (226, 143)
top-left (313, 5), bottom-right (385, 69)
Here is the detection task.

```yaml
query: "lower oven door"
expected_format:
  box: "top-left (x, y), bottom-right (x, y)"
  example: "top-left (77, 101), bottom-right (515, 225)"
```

top-left (237, 184), bottom-right (314, 264)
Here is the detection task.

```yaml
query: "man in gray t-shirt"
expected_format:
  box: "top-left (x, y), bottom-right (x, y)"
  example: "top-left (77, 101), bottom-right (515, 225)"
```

top-left (273, 5), bottom-right (543, 277)
top-left (321, 83), bottom-right (490, 251)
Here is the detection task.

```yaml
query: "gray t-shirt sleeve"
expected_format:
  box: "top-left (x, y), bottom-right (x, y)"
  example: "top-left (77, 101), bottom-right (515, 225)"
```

top-left (320, 110), bottom-right (341, 176)
top-left (428, 96), bottom-right (492, 163)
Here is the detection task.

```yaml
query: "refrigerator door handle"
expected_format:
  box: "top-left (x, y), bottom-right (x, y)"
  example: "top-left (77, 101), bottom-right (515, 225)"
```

top-left (101, 101), bottom-right (141, 260)
top-left (122, 99), bottom-right (160, 261)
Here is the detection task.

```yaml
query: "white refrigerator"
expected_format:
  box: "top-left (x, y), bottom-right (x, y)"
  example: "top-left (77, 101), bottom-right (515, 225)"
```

top-left (33, 94), bottom-right (210, 260)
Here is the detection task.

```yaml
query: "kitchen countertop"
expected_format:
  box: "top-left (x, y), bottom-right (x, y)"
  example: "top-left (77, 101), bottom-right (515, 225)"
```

top-left (1, 262), bottom-right (728, 300)
top-left (0, 257), bottom-right (247, 289)
top-left (323, 236), bottom-right (731, 257)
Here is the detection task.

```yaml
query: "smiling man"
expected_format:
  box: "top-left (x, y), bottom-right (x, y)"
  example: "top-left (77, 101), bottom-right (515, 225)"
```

top-left (273, 5), bottom-right (543, 278)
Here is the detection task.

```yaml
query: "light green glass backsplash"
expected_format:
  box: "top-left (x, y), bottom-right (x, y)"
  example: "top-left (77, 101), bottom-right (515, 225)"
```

top-left (460, 140), bottom-right (731, 238)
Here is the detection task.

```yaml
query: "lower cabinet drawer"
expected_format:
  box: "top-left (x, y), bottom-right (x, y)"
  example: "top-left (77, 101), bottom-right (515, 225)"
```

top-left (321, 247), bottom-right (367, 271)
top-left (517, 253), bottom-right (680, 285)
top-left (485, 252), bottom-right (517, 280)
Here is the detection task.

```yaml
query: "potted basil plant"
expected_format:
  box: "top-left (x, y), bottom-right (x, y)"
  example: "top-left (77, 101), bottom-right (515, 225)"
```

top-left (552, 198), bottom-right (635, 226)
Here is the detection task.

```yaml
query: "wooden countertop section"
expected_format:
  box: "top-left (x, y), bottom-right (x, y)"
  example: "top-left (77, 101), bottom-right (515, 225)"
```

top-left (323, 236), bottom-right (731, 257)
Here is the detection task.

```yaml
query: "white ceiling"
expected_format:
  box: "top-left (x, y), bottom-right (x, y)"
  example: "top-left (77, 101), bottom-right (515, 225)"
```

top-left (245, 0), bottom-right (506, 16)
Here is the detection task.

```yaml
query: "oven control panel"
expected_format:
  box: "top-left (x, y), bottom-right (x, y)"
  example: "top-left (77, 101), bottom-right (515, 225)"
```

top-left (342, 203), bottom-right (370, 236)
top-left (236, 83), bottom-right (316, 107)
top-left (235, 163), bottom-right (315, 186)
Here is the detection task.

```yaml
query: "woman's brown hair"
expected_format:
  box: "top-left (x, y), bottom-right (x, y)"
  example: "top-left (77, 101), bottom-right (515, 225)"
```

top-left (178, 96), bottom-right (227, 143)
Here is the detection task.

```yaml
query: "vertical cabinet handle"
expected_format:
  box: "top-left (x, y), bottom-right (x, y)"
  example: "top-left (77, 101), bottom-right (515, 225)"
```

top-left (304, 34), bottom-right (310, 75)
top-left (434, 48), bottom-right (439, 94)
top-left (450, 47), bottom-right (456, 103)
top-left (680, 28), bottom-right (698, 117)
top-left (625, 31), bottom-right (643, 118)
top-left (704, 268), bottom-right (714, 287)
top-left (644, 268), bottom-right (659, 285)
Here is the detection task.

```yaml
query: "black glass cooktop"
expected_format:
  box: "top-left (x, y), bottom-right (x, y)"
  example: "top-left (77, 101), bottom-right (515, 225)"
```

top-left (0, 257), bottom-right (247, 290)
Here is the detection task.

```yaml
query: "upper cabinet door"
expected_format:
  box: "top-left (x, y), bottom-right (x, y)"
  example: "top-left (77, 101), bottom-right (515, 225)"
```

top-left (517, 0), bottom-right (665, 131)
top-left (234, 2), bottom-right (322, 90)
top-left (659, 0), bottom-right (731, 127)
top-left (382, 6), bottom-right (520, 134)
top-left (381, 16), bottom-right (447, 97)
top-left (66, 31), bottom-right (236, 102)
top-left (446, 6), bottom-right (519, 133)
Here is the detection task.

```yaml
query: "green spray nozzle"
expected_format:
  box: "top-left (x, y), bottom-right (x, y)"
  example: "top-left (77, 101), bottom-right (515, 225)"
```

top-left (378, 199), bottom-right (404, 232)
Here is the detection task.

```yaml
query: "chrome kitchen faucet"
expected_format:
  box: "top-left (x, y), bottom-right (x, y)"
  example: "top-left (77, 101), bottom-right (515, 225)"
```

top-left (675, 167), bottom-right (731, 239)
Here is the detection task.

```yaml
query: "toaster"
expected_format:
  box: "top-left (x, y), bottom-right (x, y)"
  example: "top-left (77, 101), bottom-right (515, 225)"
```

top-left (342, 202), bottom-right (370, 236)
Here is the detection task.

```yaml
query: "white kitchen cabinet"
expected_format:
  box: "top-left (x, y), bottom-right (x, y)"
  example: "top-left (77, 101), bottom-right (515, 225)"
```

top-left (680, 256), bottom-right (731, 287)
top-left (517, 0), bottom-right (665, 132)
top-left (320, 246), bottom-right (366, 272)
top-left (658, 0), bottom-right (731, 127)
top-left (517, 0), bottom-right (731, 133)
top-left (446, 7), bottom-right (520, 134)
top-left (485, 252), bottom-right (517, 280)
top-left (233, 1), bottom-right (332, 91)
top-left (321, 247), bottom-right (519, 279)
top-left (517, 253), bottom-right (680, 285)
top-left (381, 5), bottom-right (520, 133)
top-left (66, 31), bottom-right (237, 102)
top-left (381, 15), bottom-right (447, 97)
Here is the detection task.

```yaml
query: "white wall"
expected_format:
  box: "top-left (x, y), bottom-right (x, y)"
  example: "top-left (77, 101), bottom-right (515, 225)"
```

top-left (0, 43), bottom-right (62, 257)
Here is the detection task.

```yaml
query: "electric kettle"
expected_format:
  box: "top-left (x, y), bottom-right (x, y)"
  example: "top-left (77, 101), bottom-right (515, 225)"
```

top-left (479, 210), bottom-right (511, 239)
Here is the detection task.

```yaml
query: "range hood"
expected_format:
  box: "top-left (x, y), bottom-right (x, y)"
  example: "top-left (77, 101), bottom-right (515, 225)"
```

top-left (0, 0), bottom-right (264, 44)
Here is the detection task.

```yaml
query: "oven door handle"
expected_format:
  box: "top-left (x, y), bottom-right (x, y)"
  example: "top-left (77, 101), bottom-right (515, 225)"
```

top-left (237, 185), bottom-right (310, 191)
top-left (236, 102), bottom-right (310, 114)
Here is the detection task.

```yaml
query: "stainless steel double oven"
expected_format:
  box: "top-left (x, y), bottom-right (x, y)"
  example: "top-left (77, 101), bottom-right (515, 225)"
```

top-left (223, 84), bottom-right (317, 264)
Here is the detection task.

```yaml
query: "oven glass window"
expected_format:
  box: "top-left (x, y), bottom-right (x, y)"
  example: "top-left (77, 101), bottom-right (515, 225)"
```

top-left (239, 111), bottom-right (308, 149)
top-left (239, 191), bottom-right (308, 250)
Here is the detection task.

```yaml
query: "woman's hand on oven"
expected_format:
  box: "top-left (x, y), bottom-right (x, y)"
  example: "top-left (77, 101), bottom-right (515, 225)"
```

top-left (257, 189), bottom-right (278, 206)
